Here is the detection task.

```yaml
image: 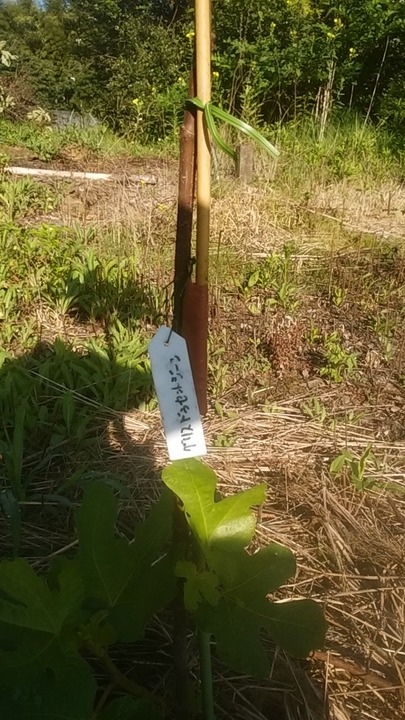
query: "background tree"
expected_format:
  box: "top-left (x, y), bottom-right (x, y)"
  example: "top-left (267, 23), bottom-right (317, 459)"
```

top-left (0, 0), bottom-right (403, 143)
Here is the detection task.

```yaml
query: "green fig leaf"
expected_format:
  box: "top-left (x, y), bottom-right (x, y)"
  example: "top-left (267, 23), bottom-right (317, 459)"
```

top-left (0, 650), bottom-right (96, 718)
top-left (0, 559), bottom-right (85, 683)
top-left (162, 459), bottom-right (265, 552)
top-left (175, 560), bottom-right (221, 611)
top-left (74, 483), bottom-right (176, 641)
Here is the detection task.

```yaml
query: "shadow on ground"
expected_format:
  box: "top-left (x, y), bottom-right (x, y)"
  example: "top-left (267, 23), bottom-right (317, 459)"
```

top-left (0, 273), bottom-right (326, 720)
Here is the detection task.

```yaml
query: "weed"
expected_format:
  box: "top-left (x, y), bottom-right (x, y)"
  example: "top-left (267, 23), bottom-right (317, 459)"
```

top-left (330, 445), bottom-right (377, 490)
top-left (0, 178), bottom-right (60, 221)
top-left (301, 397), bottom-right (327, 424)
top-left (368, 310), bottom-right (397, 363)
top-left (319, 331), bottom-right (358, 382)
top-left (213, 431), bottom-right (236, 448)
top-left (0, 152), bottom-right (10, 168)
top-left (272, 115), bottom-right (404, 189)
top-left (213, 401), bottom-right (237, 446)
top-left (331, 286), bottom-right (347, 308)
top-left (330, 445), bottom-right (405, 496)
top-left (0, 217), bottom-right (160, 515)
top-left (306, 321), bottom-right (322, 345)
top-left (236, 242), bottom-right (299, 311)
top-left (0, 116), bottom-right (169, 162)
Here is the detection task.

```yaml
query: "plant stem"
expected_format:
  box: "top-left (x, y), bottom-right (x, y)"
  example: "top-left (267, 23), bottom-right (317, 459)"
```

top-left (199, 631), bottom-right (216, 720)
top-left (172, 501), bottom-right (193, 720)
top-left (87, 640), bottom-right (165, 710)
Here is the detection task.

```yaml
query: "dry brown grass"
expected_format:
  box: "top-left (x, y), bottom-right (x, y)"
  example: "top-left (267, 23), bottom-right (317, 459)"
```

top-left (119, 401), bottom-right (405, 720)
top-left (1, 145), bottom-right (405, 719)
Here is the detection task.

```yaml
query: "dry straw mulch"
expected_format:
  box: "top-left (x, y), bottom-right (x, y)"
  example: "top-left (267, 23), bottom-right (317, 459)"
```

top-left (121, 401), bottom-right (405, 720)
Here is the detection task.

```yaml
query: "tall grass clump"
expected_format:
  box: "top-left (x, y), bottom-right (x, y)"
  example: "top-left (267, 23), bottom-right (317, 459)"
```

top-left (271, 112), bottom-right (404, 191)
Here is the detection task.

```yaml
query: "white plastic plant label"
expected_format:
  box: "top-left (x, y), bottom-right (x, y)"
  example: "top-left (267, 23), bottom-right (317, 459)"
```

top-left (148, 326), bottom-right (207, 461)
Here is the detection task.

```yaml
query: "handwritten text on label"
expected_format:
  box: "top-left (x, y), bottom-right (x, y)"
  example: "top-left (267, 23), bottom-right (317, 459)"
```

top-left (148, 326), bottom-right (207, 461)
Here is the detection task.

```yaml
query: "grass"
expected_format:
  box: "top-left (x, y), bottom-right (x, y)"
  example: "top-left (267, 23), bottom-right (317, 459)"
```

top-left (0, 116), bottom-right (178, 162)
top-left (271, 113), bottom-right (405, 187)
top-left (1, 114), bottom-right (405, 720)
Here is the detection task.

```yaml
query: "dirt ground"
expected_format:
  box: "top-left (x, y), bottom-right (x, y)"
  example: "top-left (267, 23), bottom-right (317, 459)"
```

top-left (1, 143), bottom-right (405, 720)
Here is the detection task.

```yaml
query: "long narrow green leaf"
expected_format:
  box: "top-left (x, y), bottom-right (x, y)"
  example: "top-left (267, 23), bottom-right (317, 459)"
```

top-left (189, 98), bottom-right (280, 159)
top-left (10, 401), bottom-right (26, 498)
top-left (204, 103), bottom-right (236, 160)
top-left (0, 489), bottom-right (21, 555)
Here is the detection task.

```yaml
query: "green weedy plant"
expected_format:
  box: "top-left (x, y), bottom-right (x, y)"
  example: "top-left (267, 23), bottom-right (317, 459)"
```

top-left (301, 396), bottom-right (327, 424)
top-left (236, 243), bottom-right (299, 312)
top-left (320, 331), bottom-right (358, 383)
top-left (330, 445), bottom-right (405, 496)
top-left (0, 459), bottom-right (326, 718)
top-left (0, 178), bottom-right (60, 222)
top-left (330, 444), bottom-right (377, 491)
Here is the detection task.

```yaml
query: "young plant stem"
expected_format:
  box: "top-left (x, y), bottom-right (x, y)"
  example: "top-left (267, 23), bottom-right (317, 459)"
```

top-left (86, 640), bottom-right (165, 710)
top-left (172, 500), bottom-right (194, 720)
top-left (199, 630), bottom-right (216, 720)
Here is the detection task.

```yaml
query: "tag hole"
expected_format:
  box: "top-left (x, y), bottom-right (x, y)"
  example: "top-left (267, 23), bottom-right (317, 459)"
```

top-left (164, 328), bottom-right (173, 346)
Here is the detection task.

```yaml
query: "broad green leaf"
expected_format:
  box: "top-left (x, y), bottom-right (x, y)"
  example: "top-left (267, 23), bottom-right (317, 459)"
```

top-left (196, 597), bottom-right (269, 677)
top-left (196, 594), bottom-right (326, 677)
top-left (0, 561), bottom-right (85, 683)
top-left (260, 598), bottom-right (327, 658)
top-left (175, 560), bottom-right (221, 611)
top-left (162, 459), bottom-right (265, 551)
top-left (79, 611), bottom-right (116, 648)
top-left (75, 483), bottom-right (176, 641)
top-left (210, 543), bottom-right (296, 601)
top-left (329, 450), bottom-right (352, 474)
top-left (0, 653), bottom-right (97, 719)
top-left (163, 460), bottom-right (325, 678)
top-left (247, 269), bottom-right (260, 288)
top-left (0, 559), bottom-right (83, 635)
top-left (99, 696), bottom-right (163, 720)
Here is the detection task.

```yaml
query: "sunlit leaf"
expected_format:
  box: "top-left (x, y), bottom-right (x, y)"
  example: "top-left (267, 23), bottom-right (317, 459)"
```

top-left (175, 560), bottom-right (221, 611)
top-left (162, 459), bottom-right (265, 552)
top-left (165, 460), bottom-right (326, 677)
